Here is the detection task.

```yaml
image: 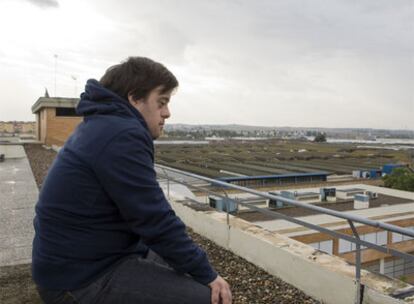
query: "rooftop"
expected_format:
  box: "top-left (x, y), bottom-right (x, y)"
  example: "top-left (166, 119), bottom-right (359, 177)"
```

top-left (0, 143), bottom-right (320, 304)
top-left (215, 185), bottom-right (414, 235)
top-left (239, 193), bottom-right (412, 221)
top-left (2, 143), bottom-right (414, 303)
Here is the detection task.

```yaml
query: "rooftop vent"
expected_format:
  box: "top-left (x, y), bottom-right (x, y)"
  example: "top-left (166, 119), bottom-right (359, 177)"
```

top-left (354, 194), bottom-right (369, 209)
top-left (209, 196), bottom-right (238, 214)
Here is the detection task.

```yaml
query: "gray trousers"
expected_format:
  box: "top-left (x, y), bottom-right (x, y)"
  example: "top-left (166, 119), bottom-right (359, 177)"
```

top-left (36, 251), bottom-right (211, 304)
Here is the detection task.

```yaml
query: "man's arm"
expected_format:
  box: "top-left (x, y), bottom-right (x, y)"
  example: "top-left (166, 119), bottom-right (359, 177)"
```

top-left (93, 128), bottom-right (217, 285)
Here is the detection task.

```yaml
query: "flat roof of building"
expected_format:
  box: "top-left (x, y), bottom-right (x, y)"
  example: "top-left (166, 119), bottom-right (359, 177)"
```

top-left (197, 185), bottom-right (414, 226)
top-left (31, 97), bottom-right (80, 113)
top-left (245, 185), bottom-right (414, 237)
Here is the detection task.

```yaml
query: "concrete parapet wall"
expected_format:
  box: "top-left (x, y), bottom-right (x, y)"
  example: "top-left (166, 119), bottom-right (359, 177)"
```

top-left (170, 199), bottom-right (412, 304)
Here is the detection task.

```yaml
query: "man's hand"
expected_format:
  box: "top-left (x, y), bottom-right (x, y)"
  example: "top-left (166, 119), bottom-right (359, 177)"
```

top-left (208, 275), bottom-right (232, 304)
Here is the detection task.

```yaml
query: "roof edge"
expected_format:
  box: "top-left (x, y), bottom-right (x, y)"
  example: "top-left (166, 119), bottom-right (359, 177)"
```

top-left (31, 97), bottom-right (80, 113)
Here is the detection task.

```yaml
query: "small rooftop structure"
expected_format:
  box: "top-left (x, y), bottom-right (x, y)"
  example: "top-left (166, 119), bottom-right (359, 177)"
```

top-left (382, 163), bottom-right (409, 175)
top-left (268, 190), bottom-right (321, 208)
top-left (354, 193), bottom-right (370, 209)
top-left (218, 172), bottom-right (328, 187)
top-left (31, 96), bottom-right (81, 146)
top-left (292, 191), bottom-right (321, 199)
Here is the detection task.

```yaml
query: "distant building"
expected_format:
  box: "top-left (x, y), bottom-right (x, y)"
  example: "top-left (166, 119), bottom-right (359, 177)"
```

top-left (382, 164), bottom-right (409, 175)
top-left (353, 165), bottom-right (408, 179)
top-left (0, 121), bottom-right (35, 134)
top-left (0, 122), bottom-right (15, 133)
top-left (20, 122), bottom-right (36, 134)
top-left (31, 97), bottom-right (81, 146)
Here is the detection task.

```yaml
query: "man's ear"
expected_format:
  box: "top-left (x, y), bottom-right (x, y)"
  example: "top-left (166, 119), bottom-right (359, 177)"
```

top-left (128, 93), bottom-right (144, 106)
top-left (127, 93), bottom-right (137, 105)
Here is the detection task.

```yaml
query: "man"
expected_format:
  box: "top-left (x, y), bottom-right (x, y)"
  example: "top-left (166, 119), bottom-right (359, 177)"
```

top-left (32, 57), bottom-right (232, 304)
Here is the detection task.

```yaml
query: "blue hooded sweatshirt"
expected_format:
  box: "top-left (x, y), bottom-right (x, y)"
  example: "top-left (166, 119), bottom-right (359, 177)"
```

top-left (32, 79), bottom-right (217, 290)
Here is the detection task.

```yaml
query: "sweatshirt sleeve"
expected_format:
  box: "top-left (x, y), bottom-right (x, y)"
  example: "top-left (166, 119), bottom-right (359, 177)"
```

top-left (93, 128), bottom-right (217, 285)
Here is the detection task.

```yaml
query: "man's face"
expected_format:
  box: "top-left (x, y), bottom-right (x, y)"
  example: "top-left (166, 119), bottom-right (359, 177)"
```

top-left (128, 86), bottom-right (172, 139)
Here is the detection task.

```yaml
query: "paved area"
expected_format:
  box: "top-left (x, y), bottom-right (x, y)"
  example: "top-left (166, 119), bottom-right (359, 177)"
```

top-left (0, 145), bottom-right (26, 159)
top-left (0, 144), bottom-right (38, 266)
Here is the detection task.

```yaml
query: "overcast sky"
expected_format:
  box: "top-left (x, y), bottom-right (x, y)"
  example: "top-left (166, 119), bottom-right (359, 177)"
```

top-left (0, 0), bottom-right (413, 129)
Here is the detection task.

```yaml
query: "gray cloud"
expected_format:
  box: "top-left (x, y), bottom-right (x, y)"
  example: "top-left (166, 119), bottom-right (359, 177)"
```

top-left (25, 0), bottom-right (59, 8)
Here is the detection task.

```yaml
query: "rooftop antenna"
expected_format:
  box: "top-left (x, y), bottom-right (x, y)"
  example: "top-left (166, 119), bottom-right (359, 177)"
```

top-left (54, 54), bottom-right (58, 97)
top-left (71, 75), bottom-right (78, 97)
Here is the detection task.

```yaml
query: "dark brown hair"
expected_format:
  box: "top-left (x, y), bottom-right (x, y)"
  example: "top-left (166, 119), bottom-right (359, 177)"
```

top-left (100, 57), bottom-right (178, 101)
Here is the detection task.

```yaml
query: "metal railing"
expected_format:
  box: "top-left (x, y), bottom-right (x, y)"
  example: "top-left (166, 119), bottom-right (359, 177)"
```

top-left (156, 164), bottom-right (414, 303)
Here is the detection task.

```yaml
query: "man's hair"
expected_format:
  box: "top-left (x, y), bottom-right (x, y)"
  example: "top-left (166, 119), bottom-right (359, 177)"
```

top-left (100, 57), bottom-right (178, 101)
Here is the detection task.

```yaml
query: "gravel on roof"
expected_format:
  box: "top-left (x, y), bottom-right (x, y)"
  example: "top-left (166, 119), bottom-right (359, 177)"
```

top-left (10, 143), bottom-right (320, 304)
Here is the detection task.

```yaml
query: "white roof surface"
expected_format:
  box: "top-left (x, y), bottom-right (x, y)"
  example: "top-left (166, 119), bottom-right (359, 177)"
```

top-left (250, 185), bottom-right (414, 236)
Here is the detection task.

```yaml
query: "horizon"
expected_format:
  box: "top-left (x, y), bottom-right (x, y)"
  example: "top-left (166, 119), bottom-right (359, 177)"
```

top-left (1, 120), bottom-right (413, 133)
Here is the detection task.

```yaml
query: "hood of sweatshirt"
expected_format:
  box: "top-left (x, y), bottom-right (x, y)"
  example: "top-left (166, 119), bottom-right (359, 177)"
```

top-left (76, 79), bottom-right (148, 130)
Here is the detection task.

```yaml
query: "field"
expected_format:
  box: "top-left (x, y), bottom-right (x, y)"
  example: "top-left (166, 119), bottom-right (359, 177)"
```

top-left (155, 140), bottom-right (411, 178)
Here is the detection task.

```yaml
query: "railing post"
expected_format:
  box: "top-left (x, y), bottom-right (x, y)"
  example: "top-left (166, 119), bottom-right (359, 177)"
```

top-left (348, 220), bottom-right (362, 304)
top-left (221, 188), bottom-right (230, 227)
top-left (160, 167), bottom-right (170, 199)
